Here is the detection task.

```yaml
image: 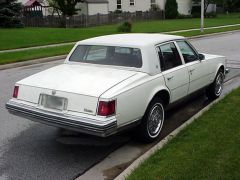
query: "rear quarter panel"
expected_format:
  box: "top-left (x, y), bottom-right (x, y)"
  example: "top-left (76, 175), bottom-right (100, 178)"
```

top-left (100, 73), bottom-right (169, 127)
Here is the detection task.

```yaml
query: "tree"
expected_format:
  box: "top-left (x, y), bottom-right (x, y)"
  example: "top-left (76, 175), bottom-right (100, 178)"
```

top-left (165, 0), bottom-right (178, 19)
top-left (0, 0), bottom-right (23, 28)
top-left (223, 0), bottom-right (240, 12)
top-left (193, 0), bottom-right (240, 14)
top-left (48, 0), bottom-right (83, 27)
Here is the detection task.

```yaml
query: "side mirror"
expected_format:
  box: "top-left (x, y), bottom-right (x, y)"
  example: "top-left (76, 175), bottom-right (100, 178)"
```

top-left (199, 53), bottom-right (205, 61)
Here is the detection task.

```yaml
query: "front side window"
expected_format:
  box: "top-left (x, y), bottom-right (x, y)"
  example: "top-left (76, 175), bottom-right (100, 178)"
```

top-left (157, 42), bottom-right (182, 71)
top-left (176, 41), bottom-right (199, 63)
top-left (69, 45), bottom-right (142, 68)
top-left (130, 0), bottom-right (135, 6)
top-left (117, 0), bottom-right (122, 10)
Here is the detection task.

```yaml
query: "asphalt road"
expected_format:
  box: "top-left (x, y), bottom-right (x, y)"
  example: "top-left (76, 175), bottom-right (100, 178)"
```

top-left (0, 32), bottom-right (240, 180)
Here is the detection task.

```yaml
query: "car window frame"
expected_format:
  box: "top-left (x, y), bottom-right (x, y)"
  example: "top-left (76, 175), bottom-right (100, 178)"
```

top-left (175, 40), bottom-right (201, 64)
top-left (155, 41), bottom-right (185, 72)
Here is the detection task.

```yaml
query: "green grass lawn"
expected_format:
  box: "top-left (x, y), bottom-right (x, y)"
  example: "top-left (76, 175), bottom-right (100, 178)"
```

top-left (0, 24), bottom-right (239, 65)
top-left (127, 88), bottom-right (240, 180)
top-left (0, 13), bottom-right (239, 65)
top-left (0, 45), bottom-right (73, 65)
top-left (0, 13), bottom-right (239, 50)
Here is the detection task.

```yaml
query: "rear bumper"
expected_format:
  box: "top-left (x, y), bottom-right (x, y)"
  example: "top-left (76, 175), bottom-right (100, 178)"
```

top-left (6, 100), bottom-right (117, 137)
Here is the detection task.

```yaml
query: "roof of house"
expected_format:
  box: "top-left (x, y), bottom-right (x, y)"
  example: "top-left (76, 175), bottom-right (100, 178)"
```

top-left (24, 0), bottom-right (43, 6)
top-left (77, 33), bottom-right (184, 47)
top-left (85, 0), bottom-right (108, 3)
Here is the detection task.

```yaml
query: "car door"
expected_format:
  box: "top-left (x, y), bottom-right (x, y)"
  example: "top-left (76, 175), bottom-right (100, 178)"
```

top-left (157, 42), bottom-right (189, 103)
top-left (176, 40), bottom-right (211, 94)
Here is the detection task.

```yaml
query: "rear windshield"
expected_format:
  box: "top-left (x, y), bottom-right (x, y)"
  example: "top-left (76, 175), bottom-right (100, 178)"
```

top-left (69, 45), bottom-right (142, 68)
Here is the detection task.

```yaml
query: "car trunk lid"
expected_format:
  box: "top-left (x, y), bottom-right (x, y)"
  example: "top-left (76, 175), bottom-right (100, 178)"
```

top-left (17, 64), bottom-right (137, 115)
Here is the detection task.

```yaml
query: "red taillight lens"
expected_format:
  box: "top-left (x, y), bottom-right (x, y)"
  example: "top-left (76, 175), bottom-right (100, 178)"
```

top-left (97, 100), bottom-right (116, 116)
top-left (13, 86), bottom-right (19, 98)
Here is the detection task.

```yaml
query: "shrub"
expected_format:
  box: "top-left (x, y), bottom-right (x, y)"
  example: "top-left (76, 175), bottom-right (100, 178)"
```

top-left (191, 5), bottom-right (201, 18)
top-left (114, 9), bottom-right (122, 14)
top-left (205, 12), bottom-right (217, 18)
top-left (117, 21), bottom-right (132, 33)
top-left (192, 12), bottom-right (201, 18)
top-left (165, 0), bottom-right (178, 19)
top-left (177, 14), bottom-right (192, 19)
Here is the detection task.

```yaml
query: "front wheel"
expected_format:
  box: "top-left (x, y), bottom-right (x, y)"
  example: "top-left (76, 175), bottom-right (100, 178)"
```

top-left (138, 98), bottom-right (165, 143)
top-left (206, 70), bottom-right (224, 100)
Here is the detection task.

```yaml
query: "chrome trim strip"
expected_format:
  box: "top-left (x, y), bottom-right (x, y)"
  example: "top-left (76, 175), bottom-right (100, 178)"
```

top-left (6, 101), bottom-right (117, 137)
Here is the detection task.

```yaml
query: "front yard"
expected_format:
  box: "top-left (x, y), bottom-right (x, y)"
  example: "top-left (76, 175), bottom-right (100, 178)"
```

top-left (0, 13), bottom-right (239, 50)
top-left (0, 13), bottom-right (239, 65)
top-left (127, 87), bottom-right (240, 179)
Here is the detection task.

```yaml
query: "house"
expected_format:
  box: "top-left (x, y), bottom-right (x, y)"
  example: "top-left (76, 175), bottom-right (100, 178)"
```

top-left (77, 0), bottom-right (192, 16)
top-left (77, 0), bottom-right (109, 16)
top-left (18, 0), bottom-right (193, 16)
top-left (23, 0), bottom-right (45, 17)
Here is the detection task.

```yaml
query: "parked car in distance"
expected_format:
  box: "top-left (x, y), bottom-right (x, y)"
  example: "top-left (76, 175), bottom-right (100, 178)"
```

top-left (6, 34), bottom-right (227, 142)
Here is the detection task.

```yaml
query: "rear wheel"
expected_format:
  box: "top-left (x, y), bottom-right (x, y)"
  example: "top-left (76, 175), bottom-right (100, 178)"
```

top-left (206, 69), bottom-right (224, 100)
top-left (138, 98), bottom-right (165, 143)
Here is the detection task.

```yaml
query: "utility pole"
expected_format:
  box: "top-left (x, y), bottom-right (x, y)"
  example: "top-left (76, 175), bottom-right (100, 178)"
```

top-left (201, 0), bottom-right (204, 32)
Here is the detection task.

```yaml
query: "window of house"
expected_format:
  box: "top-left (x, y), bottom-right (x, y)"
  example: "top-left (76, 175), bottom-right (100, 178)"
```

top-left (176, 41), bottom-right (199, 63)
top-left (150, 0), bottom-right (156, 7)
top-left (157, 42), bottom-right (182, 71)
top-left (117, 0), bottom-right (122, 10)
top-left (130, 0), bottom-right (135, 6)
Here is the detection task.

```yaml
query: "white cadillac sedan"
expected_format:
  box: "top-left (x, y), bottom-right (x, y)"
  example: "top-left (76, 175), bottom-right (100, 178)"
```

top-left (6, 34), bottom-right (227, 142)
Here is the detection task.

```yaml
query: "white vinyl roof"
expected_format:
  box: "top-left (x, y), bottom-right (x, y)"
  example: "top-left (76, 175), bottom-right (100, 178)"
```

top-left (77, 33), bottom-right (185, 48)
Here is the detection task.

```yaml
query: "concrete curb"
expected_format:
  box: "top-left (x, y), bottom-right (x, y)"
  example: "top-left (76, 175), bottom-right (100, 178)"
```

top-left (187, 29), bottom-right (240, 40)
top-left (167, 23), bottom-right (240, 34)
top-left (0, 55), bottom-right (67, 71)
top-left (115, 82), bottom-right (239, 180)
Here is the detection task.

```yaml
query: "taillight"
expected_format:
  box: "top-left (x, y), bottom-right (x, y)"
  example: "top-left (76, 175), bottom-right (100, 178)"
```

top-left (97, 100), bottom-right (116, 116)
top-left (13, 86), bottom-right (19, 98)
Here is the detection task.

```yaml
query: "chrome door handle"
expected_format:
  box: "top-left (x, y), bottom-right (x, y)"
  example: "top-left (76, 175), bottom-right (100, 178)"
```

top-left (167, 76), bottom-right (173, 81)
top-left (189, 69), bottom-right (195, 74)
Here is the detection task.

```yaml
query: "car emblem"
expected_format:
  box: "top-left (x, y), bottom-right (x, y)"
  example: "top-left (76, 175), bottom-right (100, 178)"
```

top-left (84, 108), bottom-right (93, 113)
top-left (52, 90), bottom-right (56, 95)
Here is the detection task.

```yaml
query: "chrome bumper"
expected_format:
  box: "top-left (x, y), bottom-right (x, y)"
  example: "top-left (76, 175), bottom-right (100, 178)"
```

top-left (6, 100), bottom-right (117, 137)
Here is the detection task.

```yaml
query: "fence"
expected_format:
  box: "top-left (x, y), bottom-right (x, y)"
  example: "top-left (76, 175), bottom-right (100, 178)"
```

top-left (21, 11), bottom-right (165, 28)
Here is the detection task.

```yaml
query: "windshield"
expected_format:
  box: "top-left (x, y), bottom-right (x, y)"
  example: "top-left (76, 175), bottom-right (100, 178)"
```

top-left (69, 45), bottom-right (142, 68)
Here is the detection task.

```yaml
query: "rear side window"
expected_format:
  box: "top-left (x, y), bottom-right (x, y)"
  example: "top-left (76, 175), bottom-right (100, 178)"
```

top-left (176, 41), bottom-right (199, 63)
top-left (69, 45), bottom-right (142, 68)
top-left (157, 42), bottom-right (182, 71)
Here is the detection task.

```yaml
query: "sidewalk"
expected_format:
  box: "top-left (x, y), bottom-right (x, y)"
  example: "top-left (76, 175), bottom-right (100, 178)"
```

top-left (0, 23), bottom-right (239, 54)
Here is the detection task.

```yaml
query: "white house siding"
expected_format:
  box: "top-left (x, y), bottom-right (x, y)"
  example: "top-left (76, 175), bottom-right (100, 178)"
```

top-left (206, 4), bottom-right (216, 13)
top-left (156, 0), bottom-right (166, 10)
top-left (108, 0), bottom-right (165, 12)
top-left (176, 0), bottom-right (192, 15)
top-left (88, 3), bottom-right (109, 15)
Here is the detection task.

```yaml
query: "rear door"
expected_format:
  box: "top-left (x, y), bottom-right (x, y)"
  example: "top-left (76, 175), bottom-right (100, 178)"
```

top-left (176, 41), bottom-right (211, 94)
top-left (157, 42), bottom-right (189, 103)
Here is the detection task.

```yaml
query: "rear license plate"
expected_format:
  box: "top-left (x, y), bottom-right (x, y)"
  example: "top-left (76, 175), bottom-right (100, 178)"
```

top-left (40, 94), bottom-right (67, 111)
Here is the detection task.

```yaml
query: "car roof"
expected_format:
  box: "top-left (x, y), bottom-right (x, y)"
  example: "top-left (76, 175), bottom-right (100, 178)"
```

top-left (77, 33), bottom-right (185, 47)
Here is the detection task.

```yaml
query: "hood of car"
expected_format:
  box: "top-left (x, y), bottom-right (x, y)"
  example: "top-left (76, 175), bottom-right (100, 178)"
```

top-left (17, 64), bottom-right (138, 97)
